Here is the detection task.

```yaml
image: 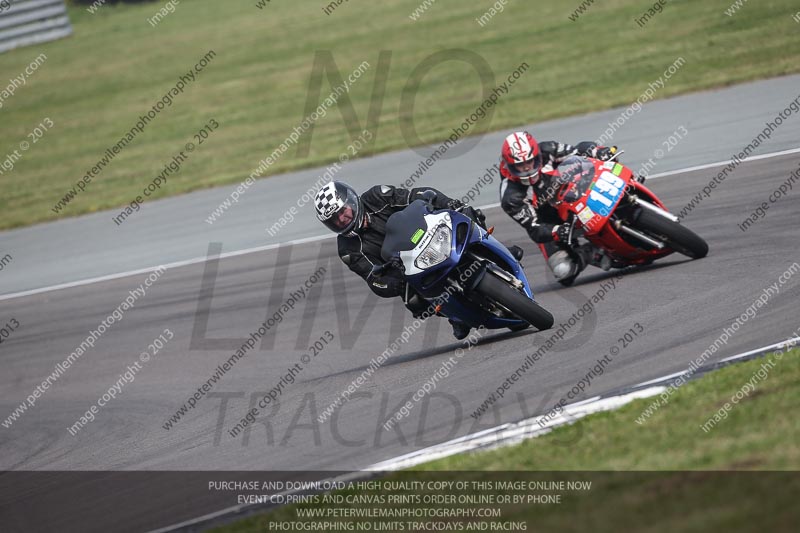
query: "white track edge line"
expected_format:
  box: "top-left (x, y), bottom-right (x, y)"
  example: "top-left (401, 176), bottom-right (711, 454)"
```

top-left (151, 335), bottom-right (797, 532)
top-left (0, 234), bottom-right (334, 302)
top-left (5, 146), bottom-right (800, 302)
top-left (368, 336), bottom-right (800, 471)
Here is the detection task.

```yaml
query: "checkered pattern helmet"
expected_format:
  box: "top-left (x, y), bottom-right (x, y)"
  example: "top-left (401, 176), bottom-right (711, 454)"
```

top-left (314, 181), bottom-right (363, 235)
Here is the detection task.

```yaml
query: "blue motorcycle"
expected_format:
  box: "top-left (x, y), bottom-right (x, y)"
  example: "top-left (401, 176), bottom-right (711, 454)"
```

top-left (374, 194), bottom-right (554, 332)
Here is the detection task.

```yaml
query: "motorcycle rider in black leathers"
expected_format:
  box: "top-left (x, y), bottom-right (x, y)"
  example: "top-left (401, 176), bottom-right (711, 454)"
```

top-left (498, 131), bottom-right (621, 283)
top-left (314, 181), bottom-right (493, 340)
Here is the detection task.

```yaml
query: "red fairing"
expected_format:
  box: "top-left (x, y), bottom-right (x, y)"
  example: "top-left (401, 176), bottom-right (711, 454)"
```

top-left (625, 180), bottom-right (669, 211)
top-left (538, 157), bottom-right (677, 266)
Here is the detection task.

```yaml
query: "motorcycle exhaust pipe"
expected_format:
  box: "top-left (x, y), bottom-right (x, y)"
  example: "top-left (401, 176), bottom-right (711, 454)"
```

top-left (630, 197), bottom-right (679, 223)
top-left (615, 222), bottom-right (665, 249)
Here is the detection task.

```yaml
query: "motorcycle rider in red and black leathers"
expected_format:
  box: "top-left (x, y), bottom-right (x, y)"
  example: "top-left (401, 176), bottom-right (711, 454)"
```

top-left (498, 131), bottom-right (619, 284)
top-left (314, 181), bottom-right (493, 339)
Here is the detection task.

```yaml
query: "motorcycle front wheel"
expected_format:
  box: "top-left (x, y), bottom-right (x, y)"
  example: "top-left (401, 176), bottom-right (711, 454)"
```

top-left (633, 208), bottom-right (709, 259)
top-left (474, 272), bottom-right (554, 331)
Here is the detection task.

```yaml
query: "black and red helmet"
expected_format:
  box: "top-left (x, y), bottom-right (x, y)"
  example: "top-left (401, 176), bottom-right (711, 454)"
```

top-left (501, 131), bottom-right (542, 184)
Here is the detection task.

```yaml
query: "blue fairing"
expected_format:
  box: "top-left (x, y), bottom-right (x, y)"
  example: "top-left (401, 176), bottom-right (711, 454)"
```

top-left (404, 209), bottom-right (536, 330)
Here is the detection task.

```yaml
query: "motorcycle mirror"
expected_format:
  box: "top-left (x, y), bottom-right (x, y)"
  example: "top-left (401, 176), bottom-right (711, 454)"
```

top-left (421, 190), bottom-right (437, 203)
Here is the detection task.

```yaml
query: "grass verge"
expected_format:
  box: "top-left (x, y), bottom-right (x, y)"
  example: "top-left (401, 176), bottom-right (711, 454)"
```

top-left (212, 348), bottom-right (800, 532)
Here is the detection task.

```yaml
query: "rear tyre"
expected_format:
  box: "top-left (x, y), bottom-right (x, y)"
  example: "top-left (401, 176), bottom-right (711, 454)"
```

top-left (557, 274), bottom-right (578, 287)
top-left (633, 208), bottom-right (709, 259)
top-left (474, 272), bottom-right (554, 331)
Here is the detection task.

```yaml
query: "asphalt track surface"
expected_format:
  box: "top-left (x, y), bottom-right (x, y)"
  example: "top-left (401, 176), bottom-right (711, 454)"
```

top-left (2, 73), bottom-right (800, 295)
top-left (1, 77), bottom-right (800, 532)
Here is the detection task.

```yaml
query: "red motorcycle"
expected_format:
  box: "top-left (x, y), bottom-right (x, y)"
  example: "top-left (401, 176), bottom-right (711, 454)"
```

top-left (540, 154), bottom-right (708, 285)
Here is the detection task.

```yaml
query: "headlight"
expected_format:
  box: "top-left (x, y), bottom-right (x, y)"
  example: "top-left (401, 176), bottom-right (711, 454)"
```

top-left (415, 224), bottom-right (451, 269)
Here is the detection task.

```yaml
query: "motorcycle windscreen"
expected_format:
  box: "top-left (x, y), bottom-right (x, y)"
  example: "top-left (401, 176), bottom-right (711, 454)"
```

top-left (549, 155), bottom-right (597, 203)
top-left (381, 200), bottom-right (430, 262)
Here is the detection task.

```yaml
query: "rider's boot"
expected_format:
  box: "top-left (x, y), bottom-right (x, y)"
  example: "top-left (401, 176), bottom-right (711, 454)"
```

top-left (404, 289), bottom-right (430, 318)
top-left (548, 249), bottom-right (587, 282)
top-left (507, 245), bottom-right (524, 262)
top-left (577, 243), bottom-right (625, 271)
top-left (577, 243), bottom-right (607, 270)
top-left (449, 318), bottom-right (471, 340)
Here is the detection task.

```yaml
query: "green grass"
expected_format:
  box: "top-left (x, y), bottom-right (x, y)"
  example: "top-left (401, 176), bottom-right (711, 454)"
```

top-left (213, 349), bottom-right (800, 532)
top-left (428, 349), bottom-right (800, 471)
top-left (2, 0), bottom-right (800, 229)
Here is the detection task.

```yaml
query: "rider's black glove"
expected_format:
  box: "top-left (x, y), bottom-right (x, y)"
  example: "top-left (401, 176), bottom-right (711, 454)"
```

top-left (552, 223), bottom-right (572, 243)
top-left (367, 267), bottom-right (405, 296)
top-left (593, 146), bottom-right (618, 161)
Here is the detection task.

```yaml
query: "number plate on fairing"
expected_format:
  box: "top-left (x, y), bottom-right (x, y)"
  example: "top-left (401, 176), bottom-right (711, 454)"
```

top-left (586, 171), bottom-right (625, 216)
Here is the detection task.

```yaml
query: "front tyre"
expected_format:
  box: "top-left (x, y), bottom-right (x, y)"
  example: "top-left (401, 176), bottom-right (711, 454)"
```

top-left (633, 209), bottom-right (709, 259)
top-left (474, 272), bottom-right (554, 331)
